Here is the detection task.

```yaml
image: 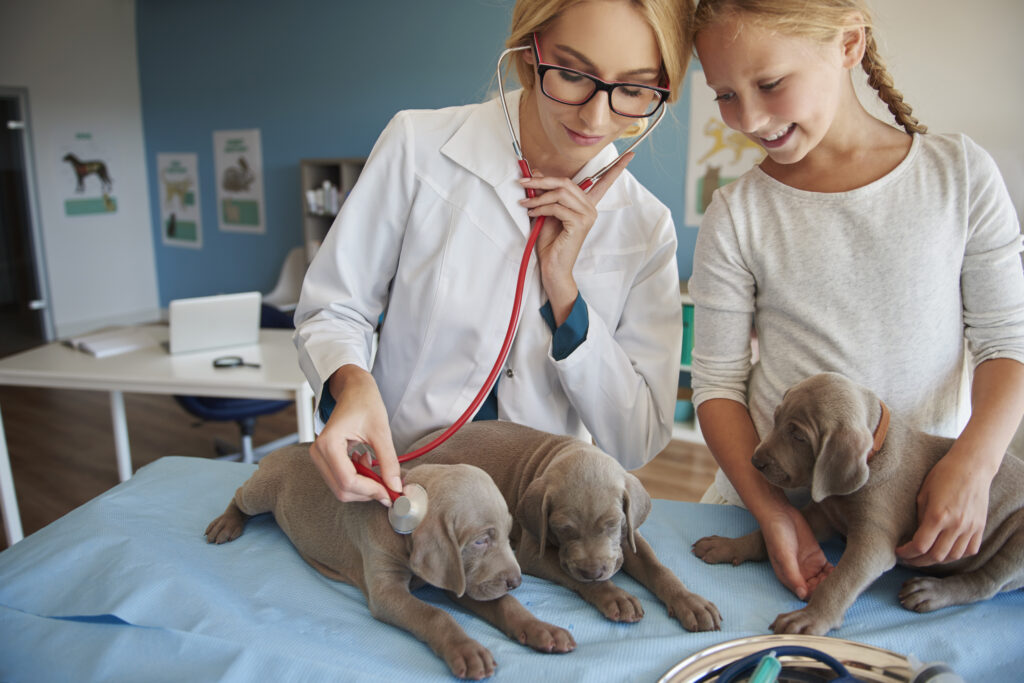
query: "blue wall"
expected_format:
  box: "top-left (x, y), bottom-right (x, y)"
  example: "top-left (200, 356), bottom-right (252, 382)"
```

top-left (137, 0), bottom-right (697, 305)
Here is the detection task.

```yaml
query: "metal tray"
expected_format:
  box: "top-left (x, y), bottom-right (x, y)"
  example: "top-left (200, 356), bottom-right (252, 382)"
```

top-left (658, 634), bottom-right (913, 682)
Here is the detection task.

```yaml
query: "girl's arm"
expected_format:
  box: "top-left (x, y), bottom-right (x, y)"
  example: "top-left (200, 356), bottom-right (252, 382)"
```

top-left (897, 357), bottom-right (1024, 564)
top-left (699, 397), bottom-right (832, 599)
top-left (901, 138), bottom-right (1024, 563)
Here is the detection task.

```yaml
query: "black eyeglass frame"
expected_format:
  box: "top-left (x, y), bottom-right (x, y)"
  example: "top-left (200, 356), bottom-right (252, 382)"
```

top-left (530, 33), bottom-right (670, 119)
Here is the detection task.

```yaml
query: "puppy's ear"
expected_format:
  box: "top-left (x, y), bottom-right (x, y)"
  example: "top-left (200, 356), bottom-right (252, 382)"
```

top-left (516, 477), bottom-right (550, 557)
top-left (810, 424), bottom-right (872, 502)
top-left (622, 472), bottom-right (651, 553)
top-left (408, 512), bottom-right (467, 597)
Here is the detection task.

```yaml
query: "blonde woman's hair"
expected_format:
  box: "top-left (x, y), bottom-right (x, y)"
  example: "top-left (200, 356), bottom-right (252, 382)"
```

top-left (692, 0), bottom-right (927, 134)
top-left (505, 0), bottom-right (695, 137)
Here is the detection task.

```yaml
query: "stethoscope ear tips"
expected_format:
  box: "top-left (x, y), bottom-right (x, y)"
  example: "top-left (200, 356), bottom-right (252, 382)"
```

top-left (388, 483), bottom-right (429, 534)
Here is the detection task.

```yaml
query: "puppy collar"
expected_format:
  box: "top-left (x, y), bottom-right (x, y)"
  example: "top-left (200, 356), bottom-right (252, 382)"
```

top-left (869, 400), bottom-right (890, 459)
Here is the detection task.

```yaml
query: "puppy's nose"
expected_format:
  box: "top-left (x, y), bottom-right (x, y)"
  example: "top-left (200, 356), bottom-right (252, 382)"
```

top-left (506, 573), bottom-right (522, 591)
top-left (751, 453), bottom-right (770, 472)
top-left (577, 565), bottom-right (607, 581)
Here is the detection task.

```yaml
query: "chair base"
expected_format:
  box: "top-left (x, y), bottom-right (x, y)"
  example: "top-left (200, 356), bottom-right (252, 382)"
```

top-left (214, 432), bottom-right (300, 464)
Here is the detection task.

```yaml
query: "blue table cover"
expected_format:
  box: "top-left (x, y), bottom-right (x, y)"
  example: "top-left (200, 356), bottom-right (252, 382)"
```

top-left (0, 456), bottom-right (1020, 681)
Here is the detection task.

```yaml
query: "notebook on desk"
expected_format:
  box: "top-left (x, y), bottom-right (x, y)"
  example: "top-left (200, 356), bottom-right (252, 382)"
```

top-left (168, 292), bottom-right (262, 354)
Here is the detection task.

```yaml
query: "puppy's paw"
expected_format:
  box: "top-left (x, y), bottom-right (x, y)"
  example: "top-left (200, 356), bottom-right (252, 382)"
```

top-left (583, 582), bottom-right (645, 622)
top-left (665, 590), bottom-right (722, 632)
top-left (899, 576), bottom-right (954, 613)
top-left (770, 607), bottom-right (837, 636)
top-left (692, 535), bottom-right (752, 565)
top-left (515, 619), bottom-right (576, 653)
top-left (204, 507), bottom-right (247, 544)
top-left (443, 638), bottom-right (497, 680)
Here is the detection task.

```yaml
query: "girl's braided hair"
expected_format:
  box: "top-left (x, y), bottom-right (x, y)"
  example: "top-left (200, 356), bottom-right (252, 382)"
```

top-left (692, 0), bottom-right (926, 134)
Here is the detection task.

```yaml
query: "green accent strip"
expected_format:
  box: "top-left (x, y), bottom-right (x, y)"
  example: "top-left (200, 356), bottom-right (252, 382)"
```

top-left (221, 199), bottom-right (260, 225)
top-left (65, 197), bottom-right (117, 215)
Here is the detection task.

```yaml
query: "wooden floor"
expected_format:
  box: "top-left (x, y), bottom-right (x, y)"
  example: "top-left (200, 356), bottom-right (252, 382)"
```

top-left (0, 384), bottom-right (716, 550)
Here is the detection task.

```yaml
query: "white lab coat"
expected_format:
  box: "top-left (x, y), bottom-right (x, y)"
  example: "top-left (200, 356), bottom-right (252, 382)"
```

top-left (294, 89), bottom-right (681, 470)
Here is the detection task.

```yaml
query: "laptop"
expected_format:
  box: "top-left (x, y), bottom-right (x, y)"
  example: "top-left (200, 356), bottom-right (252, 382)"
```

top-left (168, 291), bottom-right (262, 354)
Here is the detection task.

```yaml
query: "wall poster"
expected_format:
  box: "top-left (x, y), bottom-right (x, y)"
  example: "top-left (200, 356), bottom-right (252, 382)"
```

top-left (213, 128), bottom-right (265, 234)
top-left (685, 69), bottom-right (765, 228)
top-left (60, 131), bottom-right (117, 216)
top-left (157, 152), bottom-right (202, 248)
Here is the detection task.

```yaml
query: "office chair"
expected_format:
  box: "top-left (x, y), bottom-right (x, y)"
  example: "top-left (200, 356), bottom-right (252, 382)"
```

top-left (173, 303), bottom-right (297, 463)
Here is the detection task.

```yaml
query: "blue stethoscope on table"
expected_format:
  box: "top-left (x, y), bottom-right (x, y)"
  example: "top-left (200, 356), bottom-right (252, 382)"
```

top-left (353, 37), bottom-right (671, 534)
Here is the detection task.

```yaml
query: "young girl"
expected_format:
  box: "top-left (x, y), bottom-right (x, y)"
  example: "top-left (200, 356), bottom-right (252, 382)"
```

top-left (295, 0), bottom-right (692, 507)
top-left (688, 0), bottom-right (1024, 599)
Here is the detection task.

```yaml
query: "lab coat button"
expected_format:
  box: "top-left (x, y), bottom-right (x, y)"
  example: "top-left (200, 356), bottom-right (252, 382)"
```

top-left (505, 368), bottom-right (514, 378)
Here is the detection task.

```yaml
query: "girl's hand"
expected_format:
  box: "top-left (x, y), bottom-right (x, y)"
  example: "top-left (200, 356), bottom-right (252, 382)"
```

top-left (896, 446), bottom-right (990, 566)
top-left (759, 504), bottom-right (834, 600)
top-left (309, 365), bottom-right (402, 506)
top-left (518, 152), bottom-right (633, 325)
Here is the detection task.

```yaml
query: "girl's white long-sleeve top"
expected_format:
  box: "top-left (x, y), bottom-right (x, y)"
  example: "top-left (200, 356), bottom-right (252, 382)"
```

top-left (294, 90), bottom-right (681, 469)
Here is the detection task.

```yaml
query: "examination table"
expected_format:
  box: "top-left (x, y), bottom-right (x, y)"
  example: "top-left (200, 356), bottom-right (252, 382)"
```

top-left (0, 456), bottom-right (1020, 681)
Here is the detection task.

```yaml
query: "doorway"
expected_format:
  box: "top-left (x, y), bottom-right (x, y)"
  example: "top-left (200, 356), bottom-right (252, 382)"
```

top-left (0, 88), bottom-right (52, 358)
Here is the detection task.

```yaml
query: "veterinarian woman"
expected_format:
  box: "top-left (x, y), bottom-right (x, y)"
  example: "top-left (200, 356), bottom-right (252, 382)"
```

top-left (294, 0), bottom-right (692, 505)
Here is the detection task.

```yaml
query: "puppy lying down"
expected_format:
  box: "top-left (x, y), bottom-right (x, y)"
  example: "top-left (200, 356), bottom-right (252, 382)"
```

top-left (205, 444), bottom-right (574, 680)
top-left (411, 421), bottom-right (722, 632)
top-left (694, 372), bottom-right (1024, 635)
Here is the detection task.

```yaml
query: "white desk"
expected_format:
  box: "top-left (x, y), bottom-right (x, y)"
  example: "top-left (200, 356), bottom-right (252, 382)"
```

top-left (0, 325), bottom-right (315, 546)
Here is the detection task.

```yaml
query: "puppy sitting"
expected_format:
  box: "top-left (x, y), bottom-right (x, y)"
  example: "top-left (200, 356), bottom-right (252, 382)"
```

top-left (412, 421), bottom-right (722, 632)
top-left (206, 444), bottom-right (575, 680)
top-left (693, 372), bottom-right (1024, 635)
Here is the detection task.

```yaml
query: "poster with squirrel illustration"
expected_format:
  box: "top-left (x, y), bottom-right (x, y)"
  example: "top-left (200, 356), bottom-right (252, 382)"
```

top-left (157, 153), bottom-right (203, 248)
top-left (685, 69), bottom-right (765, 228)
top-left (213, 128), bottom-right (265, 234)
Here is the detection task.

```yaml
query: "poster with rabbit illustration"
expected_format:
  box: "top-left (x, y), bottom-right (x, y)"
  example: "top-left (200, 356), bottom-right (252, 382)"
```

top-left (685, 69), bottom-right (765, 228)
top-left (213, 128), bottom-right (265, 233)
top-left (157, 152), bottom-right (202, 248)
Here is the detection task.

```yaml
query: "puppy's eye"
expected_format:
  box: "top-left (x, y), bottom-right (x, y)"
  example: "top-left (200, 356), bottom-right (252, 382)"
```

top-left (553, 525), bottom-right (578, 541)
top-left (789, 426), bottom-right (806, 443)
top-left (472, 534), bottom-right (491, 548)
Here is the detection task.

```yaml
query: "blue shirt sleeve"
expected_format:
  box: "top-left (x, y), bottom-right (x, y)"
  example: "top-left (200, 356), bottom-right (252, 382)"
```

top-left (539, 293), bottom-right (589, 361)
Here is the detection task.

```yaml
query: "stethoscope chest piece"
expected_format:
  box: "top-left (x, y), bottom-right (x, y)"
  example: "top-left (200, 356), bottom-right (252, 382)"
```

top-left (388, 483), bottom-right (429, 534)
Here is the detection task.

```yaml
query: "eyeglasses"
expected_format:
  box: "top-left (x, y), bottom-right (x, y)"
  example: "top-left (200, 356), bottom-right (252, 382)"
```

top-left (531, 33), bottom-right (669, 118)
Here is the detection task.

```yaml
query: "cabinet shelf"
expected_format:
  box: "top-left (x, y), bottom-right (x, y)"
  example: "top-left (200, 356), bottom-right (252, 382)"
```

top-left (300, 157), bottom-right (366, 262)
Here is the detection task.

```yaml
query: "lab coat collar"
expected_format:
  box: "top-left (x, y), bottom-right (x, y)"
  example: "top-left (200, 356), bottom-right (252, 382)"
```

top-left (440, 89), bottom-right (632, 236)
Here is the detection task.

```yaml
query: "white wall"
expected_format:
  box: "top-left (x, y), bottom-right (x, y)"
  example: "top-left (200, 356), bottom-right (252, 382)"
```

top-left (0, 0), bottom-right (159, 337)
top-left (857, 0), bottom-right (1024, 220)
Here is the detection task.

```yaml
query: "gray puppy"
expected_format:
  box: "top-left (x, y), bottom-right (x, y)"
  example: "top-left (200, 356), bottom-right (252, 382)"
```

top-left (412, 421), bottom-right (722, 632)
top-left (206, 444), bottom-right (575, 680)
top-left (694, 372), bottom-right (1024, 635)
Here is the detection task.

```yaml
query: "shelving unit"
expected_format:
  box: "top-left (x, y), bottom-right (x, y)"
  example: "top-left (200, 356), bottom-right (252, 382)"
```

top-left (672, 284), bottom-right (703, 444)
top-left (299, 157), bottom-right (366, 263)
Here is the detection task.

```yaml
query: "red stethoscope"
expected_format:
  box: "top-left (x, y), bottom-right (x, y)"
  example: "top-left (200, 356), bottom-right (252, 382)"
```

top-left (354, 43), bottom-right (669, 533)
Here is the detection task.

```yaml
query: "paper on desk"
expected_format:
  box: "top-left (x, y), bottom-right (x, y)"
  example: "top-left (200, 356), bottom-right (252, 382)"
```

top-left (63, 326), bottom-right (158, 358)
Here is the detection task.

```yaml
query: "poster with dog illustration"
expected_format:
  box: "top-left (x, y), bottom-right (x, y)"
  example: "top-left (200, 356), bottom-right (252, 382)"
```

top-left (213, 128), bottom-right (265, 234)
top-left (157, 152), bottom-right (203, 248)
top-left (60, 132), bottom-right (117, 216)
top-left (684, 69), bottom-right (765, 228)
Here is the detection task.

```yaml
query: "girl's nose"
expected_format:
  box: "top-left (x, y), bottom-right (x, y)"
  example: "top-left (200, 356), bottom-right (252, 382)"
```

top-left (736, 100), bottom-right (768, 135)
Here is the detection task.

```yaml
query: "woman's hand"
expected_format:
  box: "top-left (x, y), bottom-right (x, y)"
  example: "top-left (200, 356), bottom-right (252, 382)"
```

top-left (518, 152), bottom-right (633, 325)
top-left (896, 446), bottom-right (991, 566)
top-left (309, 364), bottom-right (402, 506)
top-left (758, 503), bottom-right (834, 600)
